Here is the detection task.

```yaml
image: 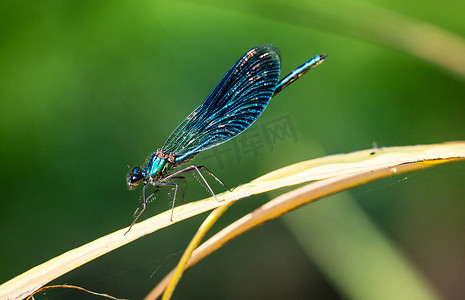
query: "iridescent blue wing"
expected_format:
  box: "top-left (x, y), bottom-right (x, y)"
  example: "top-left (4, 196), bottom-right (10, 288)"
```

top-left (162, 44), bottom-right (281, 163)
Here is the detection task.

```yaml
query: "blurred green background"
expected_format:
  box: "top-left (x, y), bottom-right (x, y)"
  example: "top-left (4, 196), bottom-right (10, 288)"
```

top-left (1, 0), bottom-right (464, 299)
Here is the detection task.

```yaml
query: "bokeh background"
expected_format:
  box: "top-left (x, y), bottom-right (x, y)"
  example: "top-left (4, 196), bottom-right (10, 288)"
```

top-left (1, 0), bottom-right (464, 299)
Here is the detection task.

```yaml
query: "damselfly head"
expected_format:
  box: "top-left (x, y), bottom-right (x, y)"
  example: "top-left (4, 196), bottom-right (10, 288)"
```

top-left (127, 167), bottom-right (143, 189)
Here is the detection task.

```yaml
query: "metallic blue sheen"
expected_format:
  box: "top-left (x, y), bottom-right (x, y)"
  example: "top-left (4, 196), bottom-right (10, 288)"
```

top-left (163, 44), bottom-right (281, 164)
top-left (125, 44), bottom-right (327, 233)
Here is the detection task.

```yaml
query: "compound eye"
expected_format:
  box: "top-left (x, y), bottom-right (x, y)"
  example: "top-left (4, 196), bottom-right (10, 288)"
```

top-left (131, 174), bottom-right (141, 184)
top-left (128, 167), bottom-right (143, 189)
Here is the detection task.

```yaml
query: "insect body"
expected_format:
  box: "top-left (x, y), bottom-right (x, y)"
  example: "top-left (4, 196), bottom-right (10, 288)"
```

top-left (127, 44), bottom-right (326, 233)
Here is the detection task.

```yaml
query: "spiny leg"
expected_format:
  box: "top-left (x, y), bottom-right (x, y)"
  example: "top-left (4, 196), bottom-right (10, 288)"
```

top-left (151, 181), bottom-right (179, 221)
top-left (163, 165), bottom-right (230, 202)
top-left (164, 165), bottom-right (231, 191)
top-left (125, 183), bottom-right (150, 235)
top-left (169, 176), bottom-right (186, 204)
top-left (133, 187), bottom-right (159, 217)
top-left (197, 165), bottom-right (231, 192)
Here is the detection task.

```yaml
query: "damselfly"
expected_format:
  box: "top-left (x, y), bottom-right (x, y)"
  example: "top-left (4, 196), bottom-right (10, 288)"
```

top-left (127, 44), bottom-right (326, 233)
